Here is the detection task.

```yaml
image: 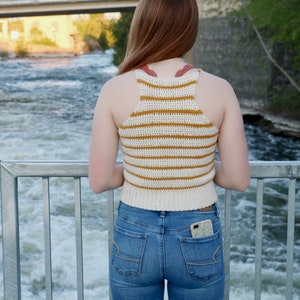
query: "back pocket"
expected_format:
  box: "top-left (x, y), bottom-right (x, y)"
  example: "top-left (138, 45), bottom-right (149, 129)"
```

top-left (112, 226), bottom-right (147, 276)
top-left (179, 230), bottom-right (223, 282)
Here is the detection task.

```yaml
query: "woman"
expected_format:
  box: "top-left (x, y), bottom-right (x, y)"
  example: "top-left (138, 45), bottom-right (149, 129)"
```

top-left (89, 0), bottom-right (250, 299)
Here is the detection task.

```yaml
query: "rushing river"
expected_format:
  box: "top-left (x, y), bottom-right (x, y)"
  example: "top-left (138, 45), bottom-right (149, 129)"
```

top-left (0, 52), bottom-right (299, 300)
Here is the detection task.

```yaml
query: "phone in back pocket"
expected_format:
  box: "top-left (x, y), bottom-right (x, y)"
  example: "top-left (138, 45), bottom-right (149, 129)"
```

top-left (190, 219), bottom-right (213, 238)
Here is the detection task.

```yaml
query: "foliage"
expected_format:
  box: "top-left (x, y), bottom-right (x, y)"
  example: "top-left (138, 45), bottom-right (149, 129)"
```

top-left (202, 0), bottom-right (300, 119)
top-left (241, 0), bottom-right (300, 119)
top-left (74, 14), bottom-right (113, 50)
top-left (269, 85), bottom-right (300, 120)
top-left (15, 42), bottom-right (28, 57)
top-left (0, 51), bottom-right (9, 58)
top-left (110, 12), bottom-right (134, 67)
top-left (244, 0), bottom-right (300, 66)
top-left (29, 26), bottom-right (57, 46)
top-left (30, 26), bottom-right (43, 40)
top-left (31, 37), bottom-right (57, 47)
top-left (8, 18), bottom-right (24, 33)
top-left (98, 31), bottom-right (109, 51)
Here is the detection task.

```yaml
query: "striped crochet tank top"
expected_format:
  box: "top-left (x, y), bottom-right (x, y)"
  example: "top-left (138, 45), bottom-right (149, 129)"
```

top-left (118, 66), bottom-right (219, 211)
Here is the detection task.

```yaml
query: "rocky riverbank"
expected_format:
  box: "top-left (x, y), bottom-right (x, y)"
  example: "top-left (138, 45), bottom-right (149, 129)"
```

top-left (241, 106), bottom-right (300, 139)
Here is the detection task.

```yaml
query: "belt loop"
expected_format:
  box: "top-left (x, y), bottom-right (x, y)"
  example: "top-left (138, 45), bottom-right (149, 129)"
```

top-left (215, 203), bottom-right (220, 217)
top-left (160, 211), bottom-right (166, 218)
top-left (118, 201), bottom-right (122, 210)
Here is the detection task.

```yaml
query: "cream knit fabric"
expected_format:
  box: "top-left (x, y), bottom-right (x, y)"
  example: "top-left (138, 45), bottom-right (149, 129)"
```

top-left (118, 69), bottom-right (219, 211)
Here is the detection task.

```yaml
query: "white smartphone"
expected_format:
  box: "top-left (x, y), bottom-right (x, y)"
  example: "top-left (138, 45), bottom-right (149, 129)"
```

top-left (190, 219), bottom-right (213, 238)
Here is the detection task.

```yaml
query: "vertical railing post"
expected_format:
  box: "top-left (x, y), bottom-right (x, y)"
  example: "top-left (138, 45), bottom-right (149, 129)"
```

top-left (42, 177), bottom-right (53, 300)
top-left (286, 178), bottom-right (296, 300)
top-left (0, 163), bottom-right (21, 300)
top-left (107, 190), bottom-right (115, 300)
top-left (74, 177), bottom-right (84, 300)
top-left (224, 189), bottom-right (232, 300)
top-left (255, 179), bottom-right (264, 300)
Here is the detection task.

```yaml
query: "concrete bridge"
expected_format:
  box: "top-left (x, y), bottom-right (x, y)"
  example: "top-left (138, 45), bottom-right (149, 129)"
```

top-left (0, 0), bottom-right (138, 18)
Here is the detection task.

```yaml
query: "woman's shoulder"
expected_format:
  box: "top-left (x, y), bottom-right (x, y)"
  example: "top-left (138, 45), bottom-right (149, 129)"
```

top-left (103, 70), bottom-right (136, 91)
top-left (199, 70), bottom-right (237, 101)
top-left (98, 70), bottom-right (139, 111)
top-left (200, 70), bottom-right (233, 90)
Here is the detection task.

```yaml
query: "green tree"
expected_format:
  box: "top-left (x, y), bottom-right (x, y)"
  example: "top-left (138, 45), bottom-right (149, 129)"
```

top-left (30, 26), bottom-right (56, 46)
top-left (8, 18), bottom-right (24, 33)
top-left (241, 0), bottom-right (300, 118)
top-left (205, 0), bottom-right (300, 119)
top-left (74, 14), bottom-right (113, 50)
top-left (110, 12), bottom-right (134, 67)
top-left (98, 31), bottom-right (109, 51)
top-left (244, 0), bottom-right (300, 64)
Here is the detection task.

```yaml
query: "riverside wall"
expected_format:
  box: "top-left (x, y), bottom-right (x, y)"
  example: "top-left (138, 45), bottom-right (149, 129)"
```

top-left (192, 17), bottom-right (300, 138)
top-left (193, 17), bottom-right (271, 105)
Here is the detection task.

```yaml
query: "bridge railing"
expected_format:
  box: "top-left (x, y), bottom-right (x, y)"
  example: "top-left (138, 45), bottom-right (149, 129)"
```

top-left (0, 160), bottom-right (299, 300)
top-left (0, 0), bottom-right (138, 18)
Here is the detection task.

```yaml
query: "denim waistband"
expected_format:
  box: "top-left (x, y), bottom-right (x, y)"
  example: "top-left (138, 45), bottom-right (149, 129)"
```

top-left (118, 201), bottom-right (219, 217)
top-left (117, 201), bottom-right (220, 233)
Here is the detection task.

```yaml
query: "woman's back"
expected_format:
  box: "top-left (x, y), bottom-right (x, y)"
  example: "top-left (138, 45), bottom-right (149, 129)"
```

top-left (89, 58), bottom-right (249, 194)
top-left (107, 59), bottom-right (235, 130)
top-left (117, 63), bottom-right (219, 210)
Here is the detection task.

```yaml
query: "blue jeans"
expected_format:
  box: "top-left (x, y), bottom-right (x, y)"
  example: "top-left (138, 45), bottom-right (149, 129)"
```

top-left (110, 202), bottom-right (224, 300)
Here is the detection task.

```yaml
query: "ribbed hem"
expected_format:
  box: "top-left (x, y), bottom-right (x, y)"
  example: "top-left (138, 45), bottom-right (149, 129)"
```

top-left (120, 181), bottom-right (218, 211)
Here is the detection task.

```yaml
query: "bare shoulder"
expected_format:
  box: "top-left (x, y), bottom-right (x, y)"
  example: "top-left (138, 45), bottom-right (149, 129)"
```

top-left (199, 70), bottom-right (235, 94)
top-left (101, 70), bottom-right (136, 96)
top-left (198, 70), bottom-right (238, 107)
top-left (97, 70), bottom-right (139, 127)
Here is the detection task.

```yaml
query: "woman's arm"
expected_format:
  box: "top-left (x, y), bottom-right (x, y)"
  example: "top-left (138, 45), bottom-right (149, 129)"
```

top-left (89, 81), bottom-right (124, 193)
top-left (213, 81), bottom-right (250, 192)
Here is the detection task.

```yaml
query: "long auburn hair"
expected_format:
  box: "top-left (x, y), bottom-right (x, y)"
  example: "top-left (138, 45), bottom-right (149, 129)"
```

top-left (118, 0), bottom-right (199, 74)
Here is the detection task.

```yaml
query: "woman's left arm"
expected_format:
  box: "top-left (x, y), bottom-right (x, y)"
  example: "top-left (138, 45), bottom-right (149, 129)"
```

top-left (89, 81), bottom-right (124, 193)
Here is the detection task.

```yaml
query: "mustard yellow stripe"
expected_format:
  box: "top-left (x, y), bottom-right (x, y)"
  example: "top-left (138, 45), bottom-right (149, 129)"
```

top-left (119, 122), bottom-right (214, 130)
top-left (130, 109), bottom-right (201, 117)
top-left (140, 95), bottom-right (194, 101)
top-left (121, 141), bottom-right (217, 150)
top-left (124, 158), bottom-right (214, 170)
top-left (120, 132), bottom-right (219, 140)
top-left (126, 166), bottom-right (213, 181)
top-left (137, 78), bottom-right (197, 89)
top-left (123, 149), bottom-right (215, 160)
top-left (124, 179), bottom-right (210, 190)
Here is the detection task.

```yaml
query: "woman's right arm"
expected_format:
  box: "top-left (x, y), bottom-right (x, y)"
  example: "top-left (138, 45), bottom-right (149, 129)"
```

top-left (89, 79), bottom-right (124, 194)
top-left (213, 81), bottom-right (250, 192)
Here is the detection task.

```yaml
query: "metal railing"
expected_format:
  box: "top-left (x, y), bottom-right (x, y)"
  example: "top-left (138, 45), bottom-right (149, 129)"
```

top-left (0, 160), bottom-right (299, 300)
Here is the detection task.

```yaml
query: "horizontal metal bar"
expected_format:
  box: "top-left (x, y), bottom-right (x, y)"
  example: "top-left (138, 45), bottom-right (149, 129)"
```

top-left (249, 161), bottom-right (300, 178)
top-left (1, 160), bottom-right (300, 178)
top-left (1, 161), bottom-right (89, 177)
top-left (0, 0), bottom-right (135, 5)
top-left (0, 0), bottom-right (138, 18)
